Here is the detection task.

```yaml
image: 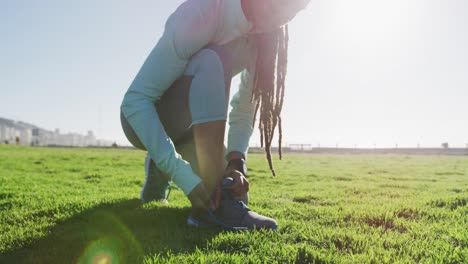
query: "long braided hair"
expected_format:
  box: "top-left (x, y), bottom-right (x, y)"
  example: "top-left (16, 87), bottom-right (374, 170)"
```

top-left (251, 25), bottom-right (289, 176)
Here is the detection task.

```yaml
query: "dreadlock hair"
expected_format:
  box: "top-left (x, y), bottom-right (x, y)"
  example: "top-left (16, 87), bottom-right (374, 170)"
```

top-left (251, 25), bottom-right (289, 176)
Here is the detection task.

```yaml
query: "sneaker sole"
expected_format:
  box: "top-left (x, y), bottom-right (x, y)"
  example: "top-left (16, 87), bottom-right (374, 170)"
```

top-left (187, 211), bottom-right (277, 231)
top-left (187, 215), bottom-right (211, 228)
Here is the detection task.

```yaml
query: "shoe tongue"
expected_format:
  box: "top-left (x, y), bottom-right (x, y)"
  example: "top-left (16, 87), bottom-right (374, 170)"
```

top-left (220, 191), bottom-right (249, 211)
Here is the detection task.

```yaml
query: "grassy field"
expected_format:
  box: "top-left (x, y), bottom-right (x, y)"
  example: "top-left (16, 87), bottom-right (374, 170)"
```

top-left (0, 145), bottom-right (467, 263)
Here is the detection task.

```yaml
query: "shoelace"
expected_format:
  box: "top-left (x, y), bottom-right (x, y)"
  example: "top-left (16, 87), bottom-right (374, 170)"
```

top-left (205, 180), bottom-right (251, 231)
top-left (165, 181), bottom-right (178, 200)
top-left (189, 177), bottom-right (250, 231)
top-left (207, 193), bottom-right (250, 231)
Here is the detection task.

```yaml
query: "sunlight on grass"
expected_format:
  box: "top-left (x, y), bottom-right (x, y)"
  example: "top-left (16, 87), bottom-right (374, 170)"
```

top-left (0, 145), bottom-right (467, 263)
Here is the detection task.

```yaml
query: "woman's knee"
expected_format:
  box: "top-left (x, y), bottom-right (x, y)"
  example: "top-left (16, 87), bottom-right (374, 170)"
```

top-left (185, 46), bottom-right (233, 125)
top-left (185, 45), bottom-right (232, 92)
top-left (205, 45), bottom-right (233, 92)
top-left (120, 111), bottom-right (146, 150)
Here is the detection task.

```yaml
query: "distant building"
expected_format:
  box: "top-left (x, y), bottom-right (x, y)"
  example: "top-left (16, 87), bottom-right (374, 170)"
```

top-left (85, 131), bottom-right (97, 146)
top-left (20, 129), bottom-right (32, 146)
top-left (0, 117), bottom-right (113, 147)
top-left (0, 125), bottom-right (8, 143)
top-left (0, 124), bottom-right (32, 146)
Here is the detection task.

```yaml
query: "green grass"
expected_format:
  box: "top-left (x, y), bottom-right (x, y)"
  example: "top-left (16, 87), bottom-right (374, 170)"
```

top-left (0, 145), bottom-right (467, 263)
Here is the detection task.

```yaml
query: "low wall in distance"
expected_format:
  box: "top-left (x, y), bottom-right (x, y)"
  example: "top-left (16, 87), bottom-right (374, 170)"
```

top-left (249, 147), bottom-right (468, 156)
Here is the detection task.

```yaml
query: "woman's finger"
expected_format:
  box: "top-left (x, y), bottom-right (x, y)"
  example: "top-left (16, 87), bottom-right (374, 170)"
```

top-left (243, 177), bottom-right (250, 193)
top-left (228, 170), bottom-right (249, 196)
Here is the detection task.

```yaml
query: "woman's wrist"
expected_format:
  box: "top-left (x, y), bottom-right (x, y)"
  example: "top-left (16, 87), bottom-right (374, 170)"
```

top-left (227, 151), bottom-right (245, 161)
top-left (226, 152), bottom-right (248, 177)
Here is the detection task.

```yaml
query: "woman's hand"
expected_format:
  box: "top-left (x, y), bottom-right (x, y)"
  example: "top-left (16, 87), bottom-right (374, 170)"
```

top-left (225, 154), bottom-right (249, 197)
top-left (226, 170), bottom-right (249, 197)
top-left (188, 182), bottom-right (218, 210)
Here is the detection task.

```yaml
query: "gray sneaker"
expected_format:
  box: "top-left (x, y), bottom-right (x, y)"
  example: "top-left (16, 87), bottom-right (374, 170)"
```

top-left (187, 191), bottom-right (278, 231)
top-left (140, 153), bottom-right (171, 203)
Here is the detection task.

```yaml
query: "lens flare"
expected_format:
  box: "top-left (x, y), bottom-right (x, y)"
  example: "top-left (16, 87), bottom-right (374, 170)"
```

top-left (92, 252), bottom-right (112, 264)
top-left (77, 211), bottom-right (143, 264)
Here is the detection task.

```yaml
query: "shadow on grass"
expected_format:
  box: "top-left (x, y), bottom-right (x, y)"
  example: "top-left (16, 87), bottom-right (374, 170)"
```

top-left (1, 199), bottom-right (218, 263)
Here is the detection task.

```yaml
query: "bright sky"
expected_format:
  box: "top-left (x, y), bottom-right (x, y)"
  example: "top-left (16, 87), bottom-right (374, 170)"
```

top-left (1, 0), bottom-right (467, 148)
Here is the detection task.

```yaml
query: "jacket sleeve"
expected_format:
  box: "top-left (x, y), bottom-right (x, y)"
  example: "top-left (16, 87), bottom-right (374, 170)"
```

top-left (121, 0), bottom-right (252, 195)
top-left (120, 1), bottom-right (220, 195)
top-left (227, 69), bottom-right (257, 159)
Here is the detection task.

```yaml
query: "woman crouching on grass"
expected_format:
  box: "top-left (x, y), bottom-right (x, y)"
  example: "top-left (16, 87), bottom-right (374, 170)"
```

top-left (120, 0), bottom-right (310, 230)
